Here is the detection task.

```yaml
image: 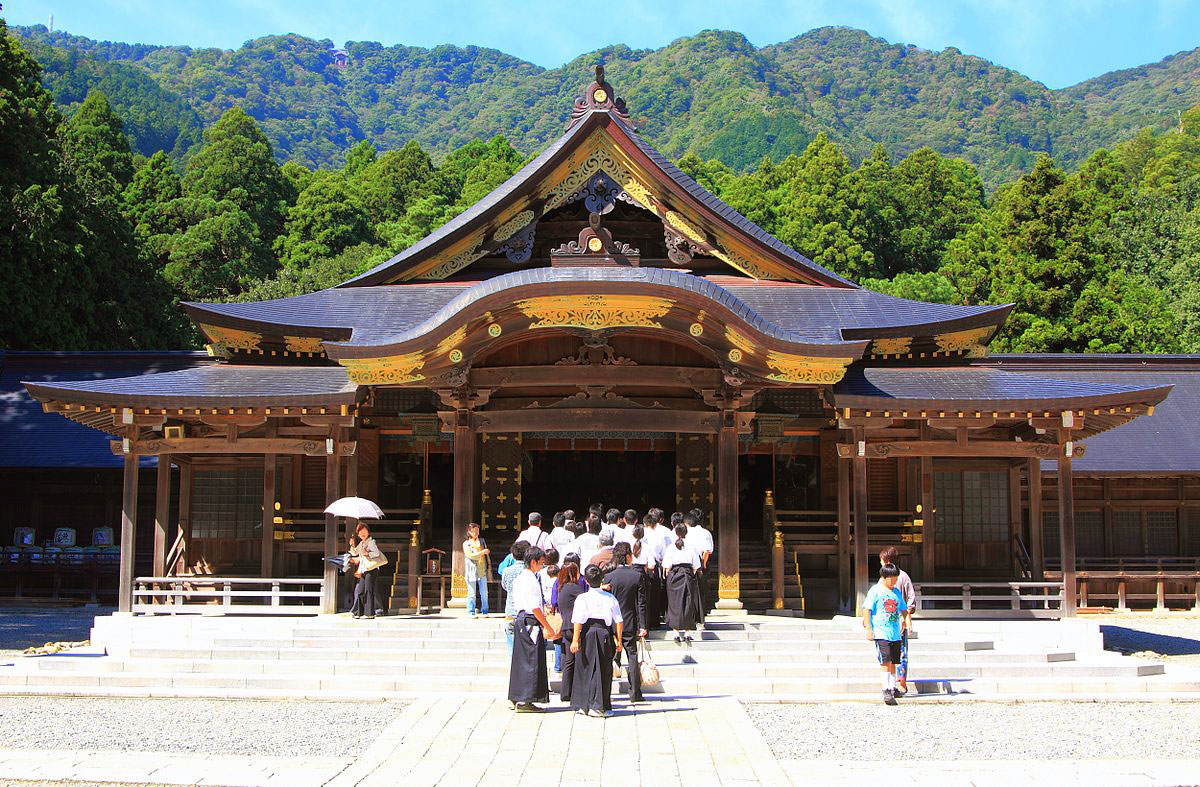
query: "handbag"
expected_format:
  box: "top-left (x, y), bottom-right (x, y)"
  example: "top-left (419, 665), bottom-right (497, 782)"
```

top-left (638, 637), bottom-right (660, 687)
top-left (543, 607), bottom-right (563, 640)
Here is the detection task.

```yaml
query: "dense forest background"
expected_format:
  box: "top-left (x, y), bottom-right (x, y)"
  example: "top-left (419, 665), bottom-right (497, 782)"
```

top-left (1, 19), bottom-right (1198, 353)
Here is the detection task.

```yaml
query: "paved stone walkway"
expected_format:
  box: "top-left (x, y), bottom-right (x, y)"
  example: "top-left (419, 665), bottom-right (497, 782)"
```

top-left (0, 697), bottom-right (1199, 785)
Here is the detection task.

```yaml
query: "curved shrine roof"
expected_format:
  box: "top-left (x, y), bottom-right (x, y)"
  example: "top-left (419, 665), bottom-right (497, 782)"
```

top-left (184, 270), bottom-right (1009, 347)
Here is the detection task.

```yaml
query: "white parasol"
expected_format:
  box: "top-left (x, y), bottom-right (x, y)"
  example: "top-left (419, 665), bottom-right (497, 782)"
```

top-left (323, 497), bottom-right (385, 519)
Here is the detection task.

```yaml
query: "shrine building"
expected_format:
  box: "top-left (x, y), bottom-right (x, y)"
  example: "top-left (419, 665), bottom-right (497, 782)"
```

top-left (18, 69), bottom-right (1197, 617)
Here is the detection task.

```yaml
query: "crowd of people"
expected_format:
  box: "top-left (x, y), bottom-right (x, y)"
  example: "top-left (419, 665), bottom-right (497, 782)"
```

top-left (469, 505), bottom-right (714, 716)
top-left (462, 506), bottom-right (920, 712)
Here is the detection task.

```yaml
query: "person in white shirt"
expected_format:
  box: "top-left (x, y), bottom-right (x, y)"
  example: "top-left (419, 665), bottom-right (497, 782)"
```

top-left (662, 523), bottom-right (702, 645)
top-left (600, 509), bottom-right (621, 541)
top-left (547, 512), bottom-right (574, 553)
top-left (516, 512), bottom-right (549, 551)
top-left (567, 518), bottom-right (603, 565)
top-left (641, 512), bottom-right (672, 627)
top-left (612, 509), bottom-right (638, 548)
top-left (538, 548), bottom-right (560, 601)
top-left (685, 512), bottom-right (715, 625)
top-left (507, 546), bottom-right (556, 712)
top-left (569, 563), bottom-right (623, 718)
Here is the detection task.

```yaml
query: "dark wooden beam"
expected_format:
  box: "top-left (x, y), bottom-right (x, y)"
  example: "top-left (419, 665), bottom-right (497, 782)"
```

top-left (152, 453), bottom-right (172, 577)
top-left (836, 441), bottom-right (1082, 459)
top-left (837, 456), bottom-right (851, 612)
top-left (469, 365), bottom-right (725, 389)
top-left (1028, 458), bottom-right (1043, 580)
top-left (177, 462), bottom-right (192, 575)
top-left (1059, 451), bottom-right (1077, 617)
top-left (261, 420), bottom-right (277, 580)
top-left (118, 449), bottom-right (138, 614)
top-left (300, 415), bottom-right (356, 428)
top-left (321, 446), bottom-right (342, 614)
top-left (455, 408), bottom-right (733, 434)
top-left (450, 410), bottom-right (475, 609)
top-left (716, 409), bottom-right (741, 610)
top-left (112, 438), bottom-right (357, 456)
top-left (852, 426), bottom-right (870, 612)
top-left (919, 451), bottom-right (936, 583)
top-left (199, 415), bottom-right (267, 428)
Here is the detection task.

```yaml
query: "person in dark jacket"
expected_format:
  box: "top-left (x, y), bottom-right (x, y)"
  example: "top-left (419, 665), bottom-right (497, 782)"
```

top-left (554, 561), bottom-right (585, 703)
top-left (604, 542), bottom-right (648, 703)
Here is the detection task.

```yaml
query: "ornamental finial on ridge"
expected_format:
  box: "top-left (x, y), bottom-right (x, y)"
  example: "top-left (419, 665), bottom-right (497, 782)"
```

top-left (567, 64), bottom-right (632, 129)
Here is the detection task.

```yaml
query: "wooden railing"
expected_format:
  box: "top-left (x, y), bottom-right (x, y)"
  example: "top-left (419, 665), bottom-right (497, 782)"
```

top-left (914, 581), bottom-right (1065, 619)
top-left (1047, 557), bottom-right (1200, 572)
top-left (132, 576), bottom-right (323, 614)
top-left (1074, 571), bottom-right (1200, 612)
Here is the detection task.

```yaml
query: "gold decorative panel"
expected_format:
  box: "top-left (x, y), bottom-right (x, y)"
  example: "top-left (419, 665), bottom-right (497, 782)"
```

top-left (724, 327), bottom-right (756, 355)
top-left (480, 433), bottom-right (523, 531)
top-left (933, 327), bottom-right (992, 357)
top-left (199, 324), bottom-right (262, 353)
top-left (516, 294), bottom-right (675, 330)
top-left (870, 337), bottom-right (912, 357)
top-left (493, 210), bottom-right (535, 243)
top-left (284, 335), bottom-right (325, 354)
top-left (435, 325), bottom-right (469, 357)
top-left (765, 352), bottom-right (854, 384)
top-left (339, 352), bottom-right (426, 385)
top-left (718, 572), bottom-right (740, 600)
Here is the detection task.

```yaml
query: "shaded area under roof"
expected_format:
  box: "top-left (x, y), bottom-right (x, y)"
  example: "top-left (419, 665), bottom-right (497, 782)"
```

top-left (1, 351), bottom-right (210, 468)
top-left (24, 364), bottom-right (358, 410)
top-left (185, 273), bottom-right (1008, 346)
top-left (983, 355), bottom-right (1200, 474)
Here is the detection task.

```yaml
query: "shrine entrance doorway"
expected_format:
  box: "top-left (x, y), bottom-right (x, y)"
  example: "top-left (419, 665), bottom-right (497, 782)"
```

top-left (522, 440), bottom-right (676, 523)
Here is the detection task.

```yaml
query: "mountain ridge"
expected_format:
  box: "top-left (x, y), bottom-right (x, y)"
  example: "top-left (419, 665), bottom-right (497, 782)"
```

top-left (12, 23), bottom-right (1200, 186)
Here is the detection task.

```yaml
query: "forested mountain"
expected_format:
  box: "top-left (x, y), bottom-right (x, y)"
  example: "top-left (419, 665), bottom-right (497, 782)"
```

top-left (11, 24), bottom-right (1200, 186)
top-left (2, 18), bottom-right (1198, 358)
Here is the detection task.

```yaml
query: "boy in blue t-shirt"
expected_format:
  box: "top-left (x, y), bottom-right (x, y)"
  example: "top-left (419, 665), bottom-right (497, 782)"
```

top-left (861, 563), bottom-right (910, 705)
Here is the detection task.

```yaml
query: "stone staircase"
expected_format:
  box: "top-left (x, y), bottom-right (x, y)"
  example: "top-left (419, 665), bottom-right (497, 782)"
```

top-left (0, 613), bottom-right (1192, 701)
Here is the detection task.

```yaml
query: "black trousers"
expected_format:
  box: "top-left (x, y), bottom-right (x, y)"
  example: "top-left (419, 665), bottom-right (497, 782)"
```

top-left (620, 629), bottom-right (642, 700)
top-left (559, 643), bottom-right (576, 703)
top-left (350, 569), bottom-right (379, 617)
top-left (695, 566), bottom-right (708, 622)
top-left (571, 619), bottom-right (615, 713)
top-left (509, 612), bottom-right (550, 704)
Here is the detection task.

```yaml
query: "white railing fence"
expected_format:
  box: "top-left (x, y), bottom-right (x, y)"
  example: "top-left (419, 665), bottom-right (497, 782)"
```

top-left (132, 576), bottom-right (323, 615)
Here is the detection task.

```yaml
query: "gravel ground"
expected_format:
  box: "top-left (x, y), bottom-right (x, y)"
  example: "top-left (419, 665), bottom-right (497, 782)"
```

top-left (0, 697), bottom-right (407, 757)
top-left (1100, 613), bottom-right (1200, 664)
top-left (0, 607), bottom-right (111, 657)
top-left (745, 702), bottom-right (1200, 761)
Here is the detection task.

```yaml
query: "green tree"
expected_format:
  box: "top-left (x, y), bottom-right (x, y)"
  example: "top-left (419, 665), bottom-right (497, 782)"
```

top-left (277, 174), bottom-right (371, 270)
top-left (0, 20), bottom-right (95, 349)
top-left (352, 139), bottom-right (434, 225)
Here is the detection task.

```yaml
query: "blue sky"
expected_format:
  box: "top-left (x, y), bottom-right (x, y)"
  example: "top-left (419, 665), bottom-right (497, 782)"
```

top-left (4, 0), bottom-right (1199, 89)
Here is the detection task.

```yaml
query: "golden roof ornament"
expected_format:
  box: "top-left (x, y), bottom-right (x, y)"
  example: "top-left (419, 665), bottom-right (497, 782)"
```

top-left (568, 65), bottom-right (632, 129)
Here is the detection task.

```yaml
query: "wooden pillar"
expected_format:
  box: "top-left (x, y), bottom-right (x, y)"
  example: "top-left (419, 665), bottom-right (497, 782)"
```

top-left (1028, 458), bottom-right (1043, 580)
top-left (716, 410), bottom-right (742, 610)
top-left (261, 453), bottom-right (276, 579)
top-left (449, 410), bottom-right (475, 608)
top-left (118, 450), bottom-right (139, 614)
top-left (321, 443), bottom-right (342, 614)
top-left (176, 462), bottom-right (192, 575)
top-left (1058, 452), bottom-right (1077, 616)
top-left (1009, 465), bottom-right (1022, 577)
top-left (919, 440), bottom-right (937, 582)
top-left (852, 426), bottom-right (870, 612)
top-left (152, 454), bottom-right (172, 577)
top-left (344, 440), bottom-right (359, 542)
top-left (836, 458), bottom-right (851, 612)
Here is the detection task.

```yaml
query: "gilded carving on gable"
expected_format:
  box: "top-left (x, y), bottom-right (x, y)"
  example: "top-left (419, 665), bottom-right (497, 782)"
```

top-left (493, 210), bottom-right (536, 244)
top-left (871, 337), bottom-right (913, 357)
top-left (199, 324), bottom-right (262, 352)
top-left (933, 327), bottom-right (993, 356)
top-left (284, 336), bottom-right (326, 354)
top-left (516, 294), bottom-right (675, 331)
top-left (434, 325), bottom-right (469, 358)
top-left (412, 231), bottom-right (488, 281)
top-left (764, 351), bottom-right (853, 384)
top-left (339, 352), bottom-right (426, 385)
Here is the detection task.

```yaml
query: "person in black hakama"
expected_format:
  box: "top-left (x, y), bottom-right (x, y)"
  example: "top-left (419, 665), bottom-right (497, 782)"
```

top-left (507, 546), bottom-right (557, 712)
top-left (605, 542), bottom-right (648, 703)
top-left (569, 564), bottom-right (623, 717)
top-left (662, 523), bottom-right (702, 644)
top-left (554, 560), bottom-right (585, 703)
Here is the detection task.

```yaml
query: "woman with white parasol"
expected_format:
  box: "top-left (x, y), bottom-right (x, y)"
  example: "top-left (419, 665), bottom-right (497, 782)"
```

top-left (325, 498), bottom-right (388, 619)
